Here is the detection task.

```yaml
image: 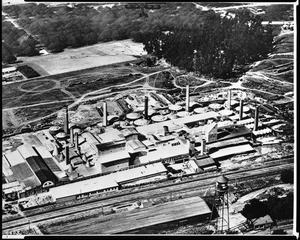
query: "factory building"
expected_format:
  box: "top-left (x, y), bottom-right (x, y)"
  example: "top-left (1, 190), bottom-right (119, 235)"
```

top-left (139, 139), bottom-right (190, 164)
top-left (4, 150), bottom-right (41, 189)
top-left (48, 162), bottom-right (167, 202)
top-left (18, 145), bottom-right (57, 188)
top-left (99, 150), bottom-right (131, 173)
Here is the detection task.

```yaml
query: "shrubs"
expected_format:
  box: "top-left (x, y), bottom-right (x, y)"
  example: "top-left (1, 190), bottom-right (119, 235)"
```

top-left (281, 169), bottom-right (293, 184)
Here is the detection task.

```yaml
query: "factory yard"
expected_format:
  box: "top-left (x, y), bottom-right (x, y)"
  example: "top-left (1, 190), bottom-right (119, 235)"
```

top-left (17, 39), bottom-right (147, 76)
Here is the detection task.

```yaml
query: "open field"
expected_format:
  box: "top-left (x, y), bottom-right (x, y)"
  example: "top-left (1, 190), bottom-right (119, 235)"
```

top-left (17, 39), bottom-right (147, 75)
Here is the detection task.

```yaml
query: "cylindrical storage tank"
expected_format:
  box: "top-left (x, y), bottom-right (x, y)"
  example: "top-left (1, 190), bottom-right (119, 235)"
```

top-left (134, 119), bottom-right (149, 126)
top-left (209, 103), bottom-right (222, 111)
top-left (55, 132), bottom-right (67, 139)
top-left (143, 108), bottom-right (156, 117)
top-left (235, 106), bottom-right (250, 113)
top-left (151, 115), bottom-right (167, 122)
top-left (194, 107), bottom-right (206, 114)
top-left (126, 112), bottom-right (141, 121)
top-left (169, 104), bottom-right (182, 112)
top-left (219, 109), bottom-right (233, 117)
top-left (49, 126), bottom-right (61, 135)
top-left (159, 109), bottom-right (170, 115)
top-left (177, 111), bottom-right (189, 118)
top-left (216, 175), bottom-right (229, 193)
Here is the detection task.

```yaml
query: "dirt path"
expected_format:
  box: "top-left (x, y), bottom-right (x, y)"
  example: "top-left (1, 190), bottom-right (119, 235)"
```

top-left (4, 109), bottom-right (19, 127)
top-left (2, 99), bottom-right (73, 111)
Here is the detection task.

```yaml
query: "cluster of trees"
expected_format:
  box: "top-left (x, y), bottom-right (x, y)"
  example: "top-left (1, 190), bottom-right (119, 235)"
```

top-left (2, 20), bottom-right (39, 60)
top-left (281, 169), bottom-right (293, 184)
top-left (3, 3), bottom-right (276, 76)
top-left (241, 192), bottom-right (293, 222)
top-left (262, 4), bottom-right (294, 21)
top-left (2, 43), bottom-right (17, 64)
top-left (2, 3), bottom-right (54, 19)
top-left (142, 9), bottom-right (274, 78)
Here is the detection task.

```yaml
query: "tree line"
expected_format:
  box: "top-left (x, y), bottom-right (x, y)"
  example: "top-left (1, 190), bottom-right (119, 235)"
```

top-left (3, 2), bottom-right (277, 75)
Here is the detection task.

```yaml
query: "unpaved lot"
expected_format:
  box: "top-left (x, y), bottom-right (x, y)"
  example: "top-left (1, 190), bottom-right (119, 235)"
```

top-left (18, 39), bottom-right (146, 75)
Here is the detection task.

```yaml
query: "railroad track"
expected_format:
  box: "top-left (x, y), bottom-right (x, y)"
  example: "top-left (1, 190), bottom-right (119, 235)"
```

top-left (2, 160), bottom-right (293, 232)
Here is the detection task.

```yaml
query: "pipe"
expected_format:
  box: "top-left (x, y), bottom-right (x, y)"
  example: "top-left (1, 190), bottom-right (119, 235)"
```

top-left (228, 90), bottom-right (231, 110)
top-left (201, 139), bottom-right (206, 155)
top-left (65, 145), bottom-right (70, 165)
top-left (144, 96), bottom-right (148, 119)
top-left (74, 132), bottom-right (79, 151)
top-left (64, 106), bottom-right (69, 134)
top-left (254, 106), bottom-right (259, 131)
top-left (70, 127), bottom-right (74, 147)
top-left (103, 102), bottom-right (107, 127)
top-left (186, 85), bottom-right (190, 112)
top-left (239, 99), bottom-right (243, 121)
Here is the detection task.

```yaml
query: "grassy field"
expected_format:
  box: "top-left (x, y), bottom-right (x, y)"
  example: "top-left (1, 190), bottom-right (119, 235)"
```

top-left (17, 39), bottom-right (146, 75)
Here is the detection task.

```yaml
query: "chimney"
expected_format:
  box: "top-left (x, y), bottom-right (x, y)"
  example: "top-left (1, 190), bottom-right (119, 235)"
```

top-left (163, 125), bottom-right (169, 136)
top-left (74, 132), bottom-right (79, 151)
top-left (70, 127), bottom-right (74, 147)
top-left (228, 89), bottom-right (231, 110)
top-left (103, 102), bottom-right (107, 127)
top-left (185, 85), bottom-right (190, 112)
top-left (254, 106), bottom-right (259, 131)
top-left (189, 139), bottom-right (195, 152)
top-left (239, 99), bottom-right (243, 121)
top-left (201, 139), bottom-right (206, 155)
top-left (144, 96), bottom-right (148, 119)
top-left (65, 145), bottom-right (70, 165)
top-left (64, 106), bottom-right (69, 135)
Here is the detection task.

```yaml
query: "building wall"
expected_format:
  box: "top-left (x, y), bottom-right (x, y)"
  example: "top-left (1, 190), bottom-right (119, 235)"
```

top-left (98, 144), bottom-right (126, 156)
top-left (101, 158), bottom-right (129, 173)
top-left (206, 124), bottom-right (218, 142)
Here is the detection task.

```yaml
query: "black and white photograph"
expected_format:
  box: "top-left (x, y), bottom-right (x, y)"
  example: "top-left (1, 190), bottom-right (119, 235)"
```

top-left (2, 1), bottom-right (296, 237)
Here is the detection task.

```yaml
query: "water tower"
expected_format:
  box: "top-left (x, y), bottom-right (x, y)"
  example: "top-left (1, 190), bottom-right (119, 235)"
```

top-left (211, 175), bottom-right (230, 234)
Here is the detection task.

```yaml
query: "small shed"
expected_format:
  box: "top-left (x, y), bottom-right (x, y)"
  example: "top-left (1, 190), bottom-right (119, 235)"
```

top-left (251, 215), bottom-right (274, 229)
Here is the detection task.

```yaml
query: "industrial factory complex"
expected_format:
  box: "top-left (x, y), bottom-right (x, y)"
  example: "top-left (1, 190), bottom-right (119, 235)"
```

top-left (2, 84), bottom-right (285, 208)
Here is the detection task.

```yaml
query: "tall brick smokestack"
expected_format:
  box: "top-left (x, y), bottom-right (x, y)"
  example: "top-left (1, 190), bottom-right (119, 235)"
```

top-left (144, 96), bottom-right (148, 119)
top-left (65, 145), bottom-right (70, 165)
top-left (239, 99), bottom-right (243, 121)
top-left (75, 132), bottom-right (79, 151)
top-left (254, 106), bottom-right (259, 131)
top-left (228, 90), bottom-right (231, 110)
top-left (185, 85), bottom-right (190, 112)
top-left (201, 139), bottom-right (206, 155)
top-left (103, 102), bottom-right (107, 127)
top-left (64, 106), bottom-right (69, 134)
top-left (70, 127), bottom-right (74, 147)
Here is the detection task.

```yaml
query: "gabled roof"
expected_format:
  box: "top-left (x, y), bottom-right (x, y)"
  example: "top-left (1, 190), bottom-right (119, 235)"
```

top-left (252, 215), bottom-right (273, 226)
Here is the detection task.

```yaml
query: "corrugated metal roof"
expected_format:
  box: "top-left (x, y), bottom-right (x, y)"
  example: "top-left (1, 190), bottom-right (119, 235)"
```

top-left (209, 144), bottom-right (254, 159)
top-left (126, 139), bottom-right (145, 150)
top-left (137, 111), bottom-right (219, 136)
top-left (5, 150), bottom-right (27, 166)
top-left (49, 174), bottom-right (118, 199)
top-left (98, 129), bottom-right (125, 143)
top-left (18, 145), bottom-right (56, 184)
top-left (139, 144), bottom-right (189, 164)
top-left (114, 162), bottom-right (167, 183)
top-left (34, 146), bottom-right (64, 173)
top-left (99, 150), bottom-right (130, 164)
